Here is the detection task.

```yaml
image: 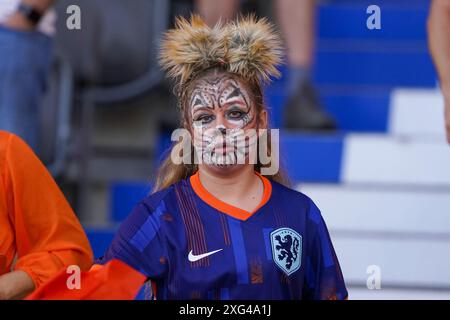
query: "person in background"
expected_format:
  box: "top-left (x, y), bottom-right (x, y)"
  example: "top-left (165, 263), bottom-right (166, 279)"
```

top-left (0, 131), bottom-right (93, 299)
top-left (0, 0), bottom-right (56, 152)
top-left (428, 0), bottom-right (450, 143)
top-left (196, 0), bottom-right (337, 131)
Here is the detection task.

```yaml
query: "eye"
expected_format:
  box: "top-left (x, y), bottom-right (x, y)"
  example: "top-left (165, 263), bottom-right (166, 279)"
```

top-left (194, 114), bottom-right (214, 124)
top-left (227, 109), bottom-right (246, 119)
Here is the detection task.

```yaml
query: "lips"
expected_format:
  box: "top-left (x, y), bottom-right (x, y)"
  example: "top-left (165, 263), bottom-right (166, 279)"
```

top-left (213, 145), bottom-right (235, 153)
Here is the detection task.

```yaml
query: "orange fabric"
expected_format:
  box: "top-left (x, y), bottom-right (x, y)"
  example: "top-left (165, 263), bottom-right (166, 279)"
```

top-left (0, 131), bottom-right (93, 289)
top-left (151, 281), bottom-right (157, 299)
top-left (25, 259), bottom-right (146, 300)
top-left (0, 254), bottom-right (5, 274)
top-left (189, 170), bottom-right (272, 221)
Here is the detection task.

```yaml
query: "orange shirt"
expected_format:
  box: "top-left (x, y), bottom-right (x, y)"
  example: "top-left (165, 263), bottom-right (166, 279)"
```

top-left (0, 131), bottom-right (93, 289)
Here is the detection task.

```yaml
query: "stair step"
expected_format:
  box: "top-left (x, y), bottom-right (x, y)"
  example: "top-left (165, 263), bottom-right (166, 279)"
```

top-left (111, 182), bottom-right (152, 222)
top-left (281, 133), bottom-right (344, 182)
top-left (389, 88), bottom-right (446, 138)
top-left (265, 87), bottom-right (390, 132)
top-left (332, 236), bottom-right (450, 287)
top-left (342, 135), bottom-right (450, 186)
top-left (298, 184), bottom-right (450, 234)
top-left (347, 287), bottom-right (450, 300)
top-left (318, 1), bottom-right (429, 40)
top-left (314, 51), bottom-right (435, 87)
top-left (84, 227), bottom-right (117, 259)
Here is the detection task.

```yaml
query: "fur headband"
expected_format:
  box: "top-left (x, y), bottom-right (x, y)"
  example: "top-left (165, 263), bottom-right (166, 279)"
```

top-left (159, 14), bottom-right (284, 93)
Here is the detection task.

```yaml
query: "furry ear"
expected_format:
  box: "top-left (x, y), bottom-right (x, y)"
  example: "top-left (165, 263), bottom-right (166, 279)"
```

top-left (159, 14), bottom-right (228, 87)
top-left (226, 15), bottom-right (284, 84)
top-left (159, 14), bottom-right (284, 89)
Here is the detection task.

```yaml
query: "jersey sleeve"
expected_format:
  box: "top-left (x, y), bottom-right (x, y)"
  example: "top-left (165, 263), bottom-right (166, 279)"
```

top-left (95, 200), bottom-right (169, 280)
top-left (303, 199), bottom-right (348, 300)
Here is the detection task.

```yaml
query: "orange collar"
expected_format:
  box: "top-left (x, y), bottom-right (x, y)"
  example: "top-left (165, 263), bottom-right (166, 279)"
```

top-left (189, 170), bottom-right (272, 221)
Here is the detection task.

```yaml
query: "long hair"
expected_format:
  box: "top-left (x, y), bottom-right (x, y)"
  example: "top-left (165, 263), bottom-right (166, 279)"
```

top-left (153, 68), bottom-right (291, 193)
top-left (153, 15), bottom-right (290, 192)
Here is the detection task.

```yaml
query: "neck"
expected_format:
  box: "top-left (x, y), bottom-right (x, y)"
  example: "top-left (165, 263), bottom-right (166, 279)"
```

top-left (197, 164), bottom-right (258, 199)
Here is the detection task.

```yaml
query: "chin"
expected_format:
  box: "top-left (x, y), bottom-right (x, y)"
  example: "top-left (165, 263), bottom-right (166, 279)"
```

top-left (204, 160), bottom-right (248, 176)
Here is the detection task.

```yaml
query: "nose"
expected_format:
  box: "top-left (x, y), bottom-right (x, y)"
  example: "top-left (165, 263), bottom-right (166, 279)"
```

top-left (216, 124), bottom-right (227, 135)
top-left (215, 114), bottom-right (228, 133)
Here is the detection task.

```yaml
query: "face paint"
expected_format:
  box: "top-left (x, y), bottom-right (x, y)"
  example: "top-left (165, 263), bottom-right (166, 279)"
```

top-left (191, 75), bottom-right (254, 129)
top-left (189, 74), bottom-right (259, 167)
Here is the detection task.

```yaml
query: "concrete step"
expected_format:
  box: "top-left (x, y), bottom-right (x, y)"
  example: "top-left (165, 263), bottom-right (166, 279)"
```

top-left (298, 184), bottom-right (450, 234)
top-left (342, 134), bottom-right (450, 186)
top-left (389, 88), bottom-right (446, 138)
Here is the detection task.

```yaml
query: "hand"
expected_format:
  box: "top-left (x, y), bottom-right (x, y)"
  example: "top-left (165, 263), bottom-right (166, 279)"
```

top-left (2, 12), bottom-right (35, 32)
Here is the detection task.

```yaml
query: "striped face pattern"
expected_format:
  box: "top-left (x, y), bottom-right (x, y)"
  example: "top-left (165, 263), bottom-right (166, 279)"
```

top-left (189, 75), bottom-right (259, 167)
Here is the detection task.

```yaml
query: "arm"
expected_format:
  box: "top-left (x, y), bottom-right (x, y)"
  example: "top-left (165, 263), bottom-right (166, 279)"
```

top-left (4, 0), bottom-right (55, 31)
top-left (96, 201), bottom-right (168, 281)
top-left (1, 134), bottom-right (93, 298)
top-left (427, 0), bottom-right (450, 143)
top-left (303, 199), bottom-right (348, 300)
top-left (0, 271), bottom-right (35, 300)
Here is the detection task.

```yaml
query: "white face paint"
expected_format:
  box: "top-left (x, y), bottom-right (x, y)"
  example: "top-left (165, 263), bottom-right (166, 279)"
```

top-left (189, 74), bottom-right (259, 167)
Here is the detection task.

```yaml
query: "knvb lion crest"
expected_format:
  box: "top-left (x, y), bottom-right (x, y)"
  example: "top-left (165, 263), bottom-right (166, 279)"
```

top-left (270, 228), bottom-right (302, 276)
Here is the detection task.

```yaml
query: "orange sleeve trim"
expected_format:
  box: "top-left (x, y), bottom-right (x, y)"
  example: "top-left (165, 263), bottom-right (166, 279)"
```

top-left (189, 170), bottom-right (272, 221)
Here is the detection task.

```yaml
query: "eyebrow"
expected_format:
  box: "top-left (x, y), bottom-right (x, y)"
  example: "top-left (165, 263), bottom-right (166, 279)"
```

top-left (222, 101), bottom-right (248, 111)
top-left (192, 106), bottom-right (214, 115)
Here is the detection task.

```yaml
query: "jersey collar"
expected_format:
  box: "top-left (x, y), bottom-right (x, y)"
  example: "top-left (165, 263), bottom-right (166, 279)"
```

top-left (189, 170), bottom-right (272, 221)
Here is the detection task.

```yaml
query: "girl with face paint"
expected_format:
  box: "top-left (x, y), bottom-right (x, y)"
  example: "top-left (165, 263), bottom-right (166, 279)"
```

top-left (95, 15), bottom-right (348, 300)
top-left (186, 70), bottom-right (271, 215)
top-left (190, 73), bottom-right (262, 169)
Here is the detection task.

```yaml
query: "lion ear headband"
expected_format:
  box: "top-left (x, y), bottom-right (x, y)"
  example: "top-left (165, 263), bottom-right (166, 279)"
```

top-left (159, 14), bottom-right (285, 96)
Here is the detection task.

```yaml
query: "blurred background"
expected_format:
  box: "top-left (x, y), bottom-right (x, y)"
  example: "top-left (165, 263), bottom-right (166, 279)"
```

top-left (2, 0), bottom-right (450, 299)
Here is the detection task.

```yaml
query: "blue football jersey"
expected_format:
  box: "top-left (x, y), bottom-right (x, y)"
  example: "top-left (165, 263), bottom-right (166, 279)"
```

top-left (97, 171), bottom-right (348, 300)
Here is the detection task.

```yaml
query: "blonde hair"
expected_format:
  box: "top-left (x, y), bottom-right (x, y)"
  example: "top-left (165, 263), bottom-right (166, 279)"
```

top-left (153, 68), bottom-right (291, 193)
top-left (153, 15), bottom-right (290, 192)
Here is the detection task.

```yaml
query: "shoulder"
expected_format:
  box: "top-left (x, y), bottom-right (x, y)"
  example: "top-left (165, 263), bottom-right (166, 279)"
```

top-left (0, 131), bottom-right (31, 154)
top-left (124, 182), bottom-right (181, 226)
top-left (139, 183), bottom-right (179, 213)
top-left (270, 179), bottom-right (323, 224)
top-left (0, 131), bottom-right (14, 161)
top-left (0, 131), bottom-right (40, 167)
top-left (0, 131), bottom-right (12, 147)
top-left (270, 180), bottom-right (316, 209)
top-left (0, 131), bottom-right (11, 171)
top-left (0, 131), bottom-right (50, 186)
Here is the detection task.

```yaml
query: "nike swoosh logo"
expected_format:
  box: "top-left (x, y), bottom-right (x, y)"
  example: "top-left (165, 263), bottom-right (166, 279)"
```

top-left (188, 249), bottom-right (223, 262)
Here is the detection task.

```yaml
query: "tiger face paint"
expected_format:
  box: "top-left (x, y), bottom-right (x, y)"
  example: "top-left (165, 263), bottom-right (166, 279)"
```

top-left (189, 74), bottom-right (259, 167)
